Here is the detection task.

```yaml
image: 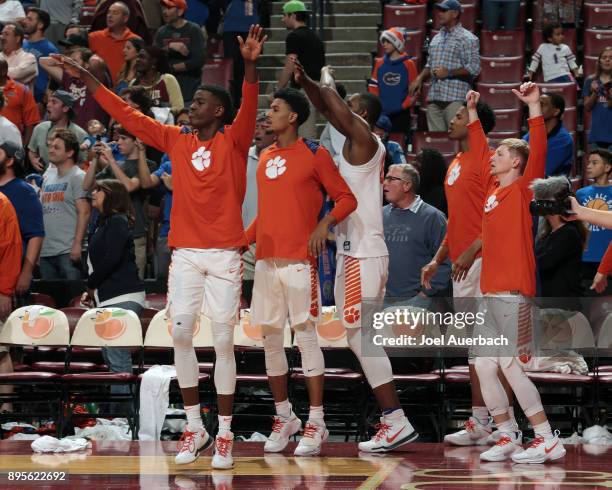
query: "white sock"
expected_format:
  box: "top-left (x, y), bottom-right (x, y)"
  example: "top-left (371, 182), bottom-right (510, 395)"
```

top-left (533, 421), bottom-right (553, 440)
top-left (383, 407), bottom-right (405, 425)
top-left (497, 418), bottom-right (519, 438)
top-left (275, 399), bottom-right (291, 419)
top-left (218, 415), bottom-right (232, 437)
top-left (508, 406), bottom-right (516, 423)
top-left (185, 404), bottom-right (204, 432)
top-left (308, 405), bottom-right (325, 425)
top-left (472, 406), bottom-right (489, 426)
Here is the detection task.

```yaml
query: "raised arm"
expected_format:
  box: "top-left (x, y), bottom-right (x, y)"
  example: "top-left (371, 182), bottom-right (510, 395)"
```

top-left (40, 57), bottom-right (63, 83)
top-left (514, 82), bottom-right (546, 185)
top-left (569, 196), bottom-right (612, 229)
top-left (465, 90), bottom-right (493, 185)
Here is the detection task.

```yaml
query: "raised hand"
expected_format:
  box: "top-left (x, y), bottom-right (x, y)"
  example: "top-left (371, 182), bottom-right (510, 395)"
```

top-left (465, 90), bottom-right (480, 110)
top-left (238, 24), bottom-right (267, 62)
top-left (291, 55), bottom-right (305, 85)
top-left (512, 81), bottom-right (540, 105)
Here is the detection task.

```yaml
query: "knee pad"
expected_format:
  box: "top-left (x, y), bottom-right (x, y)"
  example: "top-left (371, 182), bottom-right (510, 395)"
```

top-left (212, 322), bottom-right (236, 395)
top-left (294, 322), bottom-right (324, 377)
top-left (501, 359), bottom-right (543, 417)
top-left (347, 328), bottom-right (393, 389)
top-left (171, 313), bottom-right (199, 388)
top-left (475, 357), bottom-right (509, 416)
top-left (262, 327), bottom-right (288, 377)
top-left (171, 313), bottom-right (198, 351)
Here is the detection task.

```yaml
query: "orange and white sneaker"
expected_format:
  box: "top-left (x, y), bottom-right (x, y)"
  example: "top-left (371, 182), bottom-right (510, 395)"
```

top-left (294, 421), bottom-right (329, 456)
top-left (358, 417), bottom-right (418, 453)
top-left (444, 417), bottom-right (492, 446)
top-left (175, 428), bottom-right (213, 464)
top-left (264, 414), bottom-right (302, 453)
top-left (480, 431), bottom-right (523, 462)
top-left (511, 431), bottom-right (566, 464)
top-left (211, 432), bottom-right (234, 469)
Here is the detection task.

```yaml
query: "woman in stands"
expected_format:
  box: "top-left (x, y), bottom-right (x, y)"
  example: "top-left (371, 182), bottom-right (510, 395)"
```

top-left (583, 47), bottom-right (612, 150)
top-left (114, 37), bottom-right (145, 95)
top-left (82, 179), bottom-right (145, 411)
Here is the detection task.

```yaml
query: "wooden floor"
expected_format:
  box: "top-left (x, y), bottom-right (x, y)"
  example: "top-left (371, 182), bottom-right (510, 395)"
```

top-left (0, 441), bottom-right (611, 488)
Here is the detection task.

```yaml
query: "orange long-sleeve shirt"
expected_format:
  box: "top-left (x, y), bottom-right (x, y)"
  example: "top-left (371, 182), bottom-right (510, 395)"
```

top-left (598, 242), bottom-right (612, 275)
top-left (480, 116), bottom-right (547, 296)
top-left (94, 80), bottom-right (259, 250)
top-left (0, 192), bottom-right (22, 296)
top-left (246, 138), bottom-right (357, 260)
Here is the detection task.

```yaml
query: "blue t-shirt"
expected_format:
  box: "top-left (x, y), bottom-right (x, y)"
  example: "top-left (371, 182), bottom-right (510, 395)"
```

top-left (386, 140), bottom-right (407, 164)
top-left (223, 0), bottom-right (260, 33)
top-left (583, 75), bottom-right (612, 145)
top-left (23, 38), bottom-right (59, 103)
top-left (153, 156), bottom-right (173, 237)
top-left (576, 184), bottom-right (612, 262)
top-left (0, 178), bottom-right (45, 251)
top-left (185, 0), bottom-right (210, 26)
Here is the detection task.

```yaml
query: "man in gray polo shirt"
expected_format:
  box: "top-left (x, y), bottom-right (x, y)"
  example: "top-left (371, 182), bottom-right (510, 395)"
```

top-left (383, 163), bottom-right (451, 308)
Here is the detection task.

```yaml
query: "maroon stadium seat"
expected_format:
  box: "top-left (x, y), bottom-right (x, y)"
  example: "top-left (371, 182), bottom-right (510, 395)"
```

top-left (477, 82), bottom-right (522, 110)
top-left (383, 4), bottom-right (427, 30)
top-left (145, 293), bottom-right (167, 310)
top-left (479, 56), bottom-right (525, 83)
top-left (584, 110), bottom-right (592, 131)
top-left (584, 29), bottom-right (612, 57)
top-left (488, 131), bottom-right (521, 148)
top-left (412, 132), bottom-right (460, 154)
top-left (432, 3), bottom-right (477, 31)
top-left (540, 82), bottom-right (578, 108)
top-left (201, 58), bottom-right (233, 90)
top-left (388, 132), bottom-right (407, 152)
top-left (531, 29), bottom-right (577, 55)
top-left (584, 55), bottom-right (599, 76)
top-left (79, 6), bottom-right (96, 25)
top-left (561, 106), bottom-right (577, 133)
top-left (29, 292), bottom-right (56, 308)
top-left (481, 30), bottom-right (526, 56)
top-left (492, 109), bottom-right (523, 132)
top-left (584, 3), bottom-right (612, 29)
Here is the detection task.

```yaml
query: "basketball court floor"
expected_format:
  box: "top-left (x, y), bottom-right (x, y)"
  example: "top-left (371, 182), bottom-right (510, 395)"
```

top-left (0, 441), bottom-right (611, 488)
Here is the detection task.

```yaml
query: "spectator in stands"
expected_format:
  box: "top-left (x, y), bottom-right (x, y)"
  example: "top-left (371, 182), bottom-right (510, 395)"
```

top-left (28, 90), bottom-right (88, 172)
top-left (0, 90), bottom-right (23, 147)
top-left (42, 49), bottom-right (113, 129)
top-left (81, 119), bottom-right (110, 154)
top-left (22, 7), bottom-right (59, 105)
top-left (277, 0), bottom-right (325, 139)
top-left (373, 114), bottom-right (407, 167)
top-left (84, 129), bottom-right (156, 279)
top-left (409, 0), bottom-right (480, 132)
top-left (58, 29), bottom-right (90, 52)
top-left (0, 59), bottom-right (39, 145)
top-left (133, 45), bottom-right (184, 113)
top-left (91, 0), bottom-right (153, 44)
top-left (223, 0), bottom-right (261, 105)
top-left (416, 148), bottom-right (448, 216)
top-left (39, 0), bottom-right (81, 47)
top-left (527, 24), bottom-right (579, 83)
top-left (114, 37), bottom-right (145, 94)
top-left (0, 23), bottom-right (38, 86)
top-left (242, 113), bottom-right (275, 302)
top-left (383, 163), bottom-right (451, 308)
top-left (82, 179), bottom-right (145, 409)
top-left (154, 0), bottom-right (206, 104)
top-left (89, 2), bottom-right (141, 85)
top-left (523, 92), bottom-right (573, 176)
top-left (368, 28), bottom-right (417, 138)
top-left (584, 47), bottom-right (612, 150)
top-left (576, 149), bottom-right (612, 291)
top-left (39, 129), bottom-right (90, 280)
top-left (0, 140), bottom-right (44, 297)
top-left (0, 0), bottom-right (24, 24)
top-left (482, 0), bottom-right (520, 31)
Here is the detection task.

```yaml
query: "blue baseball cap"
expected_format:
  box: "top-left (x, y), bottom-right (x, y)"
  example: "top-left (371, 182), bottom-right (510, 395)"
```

top-left (435, 0), bottom-right (462, 12)
top-left (375, 115), bottom-right (392, 134)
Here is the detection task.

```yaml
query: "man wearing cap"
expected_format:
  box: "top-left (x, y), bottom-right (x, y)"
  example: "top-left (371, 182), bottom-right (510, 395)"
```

top-left (409, 0), bottom-right (480, 132)
top-left (154, 0), bottom-right (206, 104)
top-left (58, 31), bottom-right (90, 52)
top-left (373, 115), bottom-right (407, 166)
top-left (277, 0), bottom-right (325, 140)
top-left (0, 22), bottom-right (38, 87)
top-left (28, 90), bottom-right (88, 171)
top-left (0, 93), bottom-right (21, 148)
top-left (89, 2), bottom-right (141, 85)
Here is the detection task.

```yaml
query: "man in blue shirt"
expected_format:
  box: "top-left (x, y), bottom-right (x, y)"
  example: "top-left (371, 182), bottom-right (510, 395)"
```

top-left (523, 92), bottom-right (573, 176)
top-left (22, 7), bottom-right (58, 104)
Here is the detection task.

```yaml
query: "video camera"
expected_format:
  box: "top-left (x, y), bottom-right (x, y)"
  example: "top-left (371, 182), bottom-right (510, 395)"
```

top-left (529, 176), bottom-right (576, 217)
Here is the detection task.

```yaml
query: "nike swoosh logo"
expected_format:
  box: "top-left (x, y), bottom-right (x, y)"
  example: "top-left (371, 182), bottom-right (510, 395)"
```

top-left (296, 268), bottom-right (305, 272)
top-left (386, 426), bottom-right (406, 444)
top-left (544, 441), bottom-right (558, 454)
top-left (229, 268), bottom-right (238, 273)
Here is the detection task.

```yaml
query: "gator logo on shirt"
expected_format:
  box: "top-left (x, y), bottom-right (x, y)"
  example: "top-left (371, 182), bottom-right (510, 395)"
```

top-left (382, 72), bottom-right (401, 86)
top-left (265, 156), bottom-right (287, 179)
top-left (447, 163), bottom-right (461, 186)
top-left (191, 146), bottom-right (211, 171)
top-left (484, 194), bottom-right (499, 213)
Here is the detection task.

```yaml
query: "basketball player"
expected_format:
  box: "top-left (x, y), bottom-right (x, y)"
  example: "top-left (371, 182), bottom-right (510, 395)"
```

top-left (421, 97), bottom-right (517, 446)
top-left (50, 26), bottom-right (267, 468)
top-left (468, 82), bottom-right (566, 463)
top-left (246, 88), bottom-right (357, 456)
top-left (293, 60), bottom-right (418, 452)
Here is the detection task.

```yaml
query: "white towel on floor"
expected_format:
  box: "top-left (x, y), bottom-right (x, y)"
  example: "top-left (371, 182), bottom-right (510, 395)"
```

top-left (31, 435), bottom-right (91, 453)
top-left (138, 365), bottom-right (176, 441)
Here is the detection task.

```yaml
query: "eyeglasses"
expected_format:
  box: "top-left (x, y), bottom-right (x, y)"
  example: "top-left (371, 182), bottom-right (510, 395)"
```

top-left (384, 176), bottom-right (409, 183)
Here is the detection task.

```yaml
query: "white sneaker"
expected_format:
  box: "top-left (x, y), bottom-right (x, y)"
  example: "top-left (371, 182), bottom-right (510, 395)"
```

top-left (444, 417), bottom-right (492, 446)
top-left (480, 431), bottom-right (523, 462)
top-left (511, 431), bottom-right (566, 464)
top-left (264, 414), bottom-right (302, 453)
top-left (175, 428), bottom-right (213, 464)
top-left (211, 432), bottom-right (234, 469)
top-left (358, 417), bottom-right (418, 453)
top-left (294, 421), bottom-right (329, 456)
top-left (486, 429), bottom-right (505, 445)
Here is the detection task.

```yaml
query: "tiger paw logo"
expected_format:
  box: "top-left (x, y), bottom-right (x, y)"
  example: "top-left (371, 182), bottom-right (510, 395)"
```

top-left (94, 309), bottom-right (127, 340)
top-left (316, 309), bottom-right (346, 340)
top-left (21, 306), bottom-right (55, 339)
top-left (518, 349), bottom-right (532, 365)
top-left (484, 194), bottom-right (499, 213)
top-left (344, 306), bottom-right (360, 325)
top-left (265, 156), bottom-right (287, 179)
top-left (191, 146), bottom-right (211, 171)
top-left (446, 163), bottom-right (461, 186)
top-left (240, 314), bottom-right (263, 341)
